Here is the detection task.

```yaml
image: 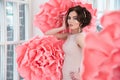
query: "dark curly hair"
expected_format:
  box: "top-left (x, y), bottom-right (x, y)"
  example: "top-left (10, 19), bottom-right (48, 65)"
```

top-left (65, 5), bottom-right (92, 29)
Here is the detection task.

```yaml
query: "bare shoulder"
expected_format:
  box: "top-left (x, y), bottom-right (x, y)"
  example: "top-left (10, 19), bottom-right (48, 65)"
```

top-left (76, 32), bottom-right (86, 48)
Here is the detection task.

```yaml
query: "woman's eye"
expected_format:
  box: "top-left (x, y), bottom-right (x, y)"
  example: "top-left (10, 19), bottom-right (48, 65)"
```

top-left (68, 16), bottom-right (77, 20)
top-left (68, 16), bottom-right (71, 19)
top-left (73, 17), bottom-right (77, 20)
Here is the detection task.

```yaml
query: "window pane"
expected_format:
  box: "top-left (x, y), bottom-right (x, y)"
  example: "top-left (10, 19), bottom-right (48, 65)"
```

top-left (7, 45), bottom-right (14, 80)
top-left (19, 4), bottom-right (27, 40)
top-left (0, 45), bottom-right (6, 80)
top-left (116, 0), bottom-right (120, 10)
top-left (0, 22), bottom-right (2, 42)
top-left (0, 1), bottom-right (1, 41)
top-left (6, 2), bottom-right (14, 41)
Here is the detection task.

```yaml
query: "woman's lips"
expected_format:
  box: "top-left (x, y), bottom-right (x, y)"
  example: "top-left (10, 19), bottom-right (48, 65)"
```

top-left (69, 24), bottom-right (73, 27)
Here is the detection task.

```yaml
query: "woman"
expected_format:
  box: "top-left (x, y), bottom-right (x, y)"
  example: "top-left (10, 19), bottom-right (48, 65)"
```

top-left (45, 5), bottom-right (92, 80)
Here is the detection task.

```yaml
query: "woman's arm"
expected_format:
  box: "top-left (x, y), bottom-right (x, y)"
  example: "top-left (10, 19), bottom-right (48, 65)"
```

top-left (45, 26), bottom-right (65, 35)
top-left (45, 25), bottom-right (68, 40)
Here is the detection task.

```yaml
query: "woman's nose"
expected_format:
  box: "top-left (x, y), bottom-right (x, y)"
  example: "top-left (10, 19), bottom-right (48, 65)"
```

top-left (69, 19), bottom-right (74, 23)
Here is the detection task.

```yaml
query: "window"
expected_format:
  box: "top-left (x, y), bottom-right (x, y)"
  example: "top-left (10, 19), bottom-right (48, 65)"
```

top-left (94, 0), bottom-right (120, 21)
top-left (87, 0), bottom-right (120, 31)
top-left (0, 0), bottom-right (32, 80)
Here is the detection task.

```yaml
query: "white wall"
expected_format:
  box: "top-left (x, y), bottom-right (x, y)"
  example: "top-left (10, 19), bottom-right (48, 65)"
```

top-left (32, 0), bottom-right (48, 36)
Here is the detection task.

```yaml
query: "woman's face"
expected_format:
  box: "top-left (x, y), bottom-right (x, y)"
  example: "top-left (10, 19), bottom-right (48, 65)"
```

top-left (67, 11), bottom-right (81, 30)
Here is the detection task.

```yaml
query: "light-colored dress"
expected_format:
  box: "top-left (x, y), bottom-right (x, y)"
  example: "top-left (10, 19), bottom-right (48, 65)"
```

top-left (62, 33), bottom-right (82, 80)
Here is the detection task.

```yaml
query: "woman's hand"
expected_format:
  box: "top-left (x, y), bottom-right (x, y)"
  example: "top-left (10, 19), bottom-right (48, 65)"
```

top-left (70, 68), bottom-right (80, 80)
top-left (61, 17), bottom-right (66, 30)
top-left (45, 16), bottom-right (68, 40)
top-left (70, 72), bottom-right (80, 80)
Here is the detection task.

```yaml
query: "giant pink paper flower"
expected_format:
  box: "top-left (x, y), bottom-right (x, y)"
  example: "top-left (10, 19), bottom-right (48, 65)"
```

top-left (82, 11), bottom-right (120, 80)
top-left (34, 0), bottom-right (97, 33)
top-left (16, 36), bottom-right (64, 80)
top-left (100, 11), bottom-right (120, 28)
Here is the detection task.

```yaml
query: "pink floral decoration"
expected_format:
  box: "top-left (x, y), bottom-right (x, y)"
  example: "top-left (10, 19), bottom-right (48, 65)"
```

top-left (82, 11), bottom-right (120, 80)
top-left (16, 36), bottom-right (64, 80)
top-left (34, 0), bottom-right (97, 33)
top-left (100, 11), bottom-right (120, 28)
